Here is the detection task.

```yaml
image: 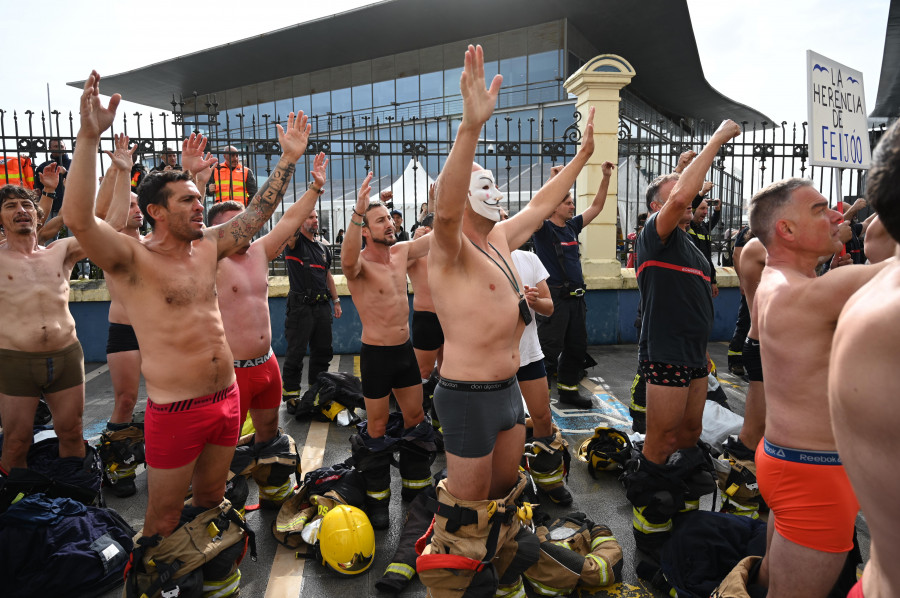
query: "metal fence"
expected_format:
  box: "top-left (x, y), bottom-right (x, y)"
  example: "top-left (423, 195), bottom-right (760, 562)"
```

top-left (1, 97), bottom-right (890, 277)
top-left (616, 115), bottom-right (891, 266)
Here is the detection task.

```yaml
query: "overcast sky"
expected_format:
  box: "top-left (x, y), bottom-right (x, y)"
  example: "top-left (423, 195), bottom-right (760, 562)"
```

top-left (0, 0), bottom-right (890, 129)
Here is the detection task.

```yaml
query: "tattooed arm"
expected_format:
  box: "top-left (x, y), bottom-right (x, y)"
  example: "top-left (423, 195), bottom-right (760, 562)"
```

top-left (209, 111), bottom-right (311, 259)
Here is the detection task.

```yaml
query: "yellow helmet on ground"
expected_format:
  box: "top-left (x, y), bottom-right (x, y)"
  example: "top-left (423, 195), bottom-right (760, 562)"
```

top-left (317, 504), bottom-right (375, 576)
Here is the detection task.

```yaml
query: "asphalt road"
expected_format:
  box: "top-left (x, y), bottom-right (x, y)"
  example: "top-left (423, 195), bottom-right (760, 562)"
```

top-left (73, 342), bottom-right (868, 598)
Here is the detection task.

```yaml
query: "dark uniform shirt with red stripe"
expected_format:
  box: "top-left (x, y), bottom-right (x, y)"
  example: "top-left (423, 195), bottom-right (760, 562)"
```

top-left (532, 214), bottom-right (585, 288)
top-left (284, 234), bottom-right (331, 294)
top-left (635, 211), bottom-right (713, 367)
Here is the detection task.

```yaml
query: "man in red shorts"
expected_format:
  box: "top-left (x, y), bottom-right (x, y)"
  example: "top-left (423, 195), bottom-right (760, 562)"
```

top-left (749, 177), bottom-right (891, 597)
top-left (62, 71), bottom-right (307, 539)
top-left (208, 149), bottom-right (328, 506)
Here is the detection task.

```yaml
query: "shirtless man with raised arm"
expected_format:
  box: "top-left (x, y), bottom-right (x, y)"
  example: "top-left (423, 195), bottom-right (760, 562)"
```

top-left (416, 47), bottom-right (594, 596)
top-left (62, 72), bottom-right (306, 539)
top-left (407, 185), bottom-right (440, 382)
top-left (341, 173), bottom-right (434, 529)
top-left (830, 119), bottom-right (900, 598)
top-left (211, 149), bottom-right (326, 438)
top-left (0, 183), bottom-right (87, 474)
top-left (748, 177), bottom-right (892, 597)
top-left (429, 44), bottom-right (593, 503)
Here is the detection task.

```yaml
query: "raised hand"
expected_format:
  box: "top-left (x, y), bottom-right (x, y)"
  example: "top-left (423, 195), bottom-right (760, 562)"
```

top-left (39, 162), bottom-right (60, 192)
top-left (601, 160), bottom-right (615, 177)
top-left (79, 71), bottom-right (121, 138)
top-left (701, 181), bottom-right (714, 196)
top-left (181, 132), bottom-right (217, 174)
top-left (676, 150), bottom-right (697, 173)
top-left (549, 164), bottom-right (564, 179)
top-left (356, 172), bottom-right (373, 214)
top-left (460, 45), bottom-right (503, 130)
top-left (577, 106), bottom-right (595, 157)
top-left (103, 134), bottom-right (136, 172)
top-left (310, 152), bottom-right (328, 188)
top-left (712, 119), bottom-right (742, 144)
top-left (277, 111), bottom-right (311, 162)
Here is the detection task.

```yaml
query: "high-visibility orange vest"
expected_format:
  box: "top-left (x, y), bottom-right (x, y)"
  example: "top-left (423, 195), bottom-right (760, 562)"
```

top-left (0, 156), bottom-right (34, 189)
top-left (214, 164), bottom-right (248, 205)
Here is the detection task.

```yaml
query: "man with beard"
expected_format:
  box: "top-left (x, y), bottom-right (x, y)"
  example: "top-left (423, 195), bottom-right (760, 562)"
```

top-left (62, 71), bottom-right (306, 540)
top-left (341, 174), bottom-right (433, 529)
top-left (280, 167), bottom-right (342, 405)
top-left (0, 184), bottom-right (87, 474)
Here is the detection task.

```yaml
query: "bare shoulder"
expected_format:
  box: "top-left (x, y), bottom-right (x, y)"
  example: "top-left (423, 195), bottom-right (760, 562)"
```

top-left (837, 266), bottom-right (900, 344)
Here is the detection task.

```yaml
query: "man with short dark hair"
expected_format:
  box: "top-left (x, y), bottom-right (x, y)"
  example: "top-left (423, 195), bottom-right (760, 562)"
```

top-left (150, 146), bottom-right (181, 173)
top-left (532, 160), bottom-right (613, 408)
top-left (63, 72), bottom-right (307, 543)
top-left (34, 138), bottom-right (70, 216)
top-left (391, 208), bottom-right (409, 241)
top-left (280, 175), bottom-right (342, 405)
top-left (342, 175), bottom-right (434, 529)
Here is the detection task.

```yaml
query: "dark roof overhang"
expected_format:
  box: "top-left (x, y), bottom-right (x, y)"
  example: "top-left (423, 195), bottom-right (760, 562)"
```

top-left (73, 0), bottom-right (771, 124)
top-left (871, 0), bottom-right (900, 119)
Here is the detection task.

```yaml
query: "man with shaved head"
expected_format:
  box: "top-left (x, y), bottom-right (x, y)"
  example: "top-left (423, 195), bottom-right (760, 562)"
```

top-left (209, 145), bottom-right (257, 205)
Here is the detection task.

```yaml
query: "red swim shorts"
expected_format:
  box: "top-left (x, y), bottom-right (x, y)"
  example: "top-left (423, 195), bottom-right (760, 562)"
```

top-left (234, 348), bottom-right (283, 425)
top-left (144, 381), bottom-right (240, 469)
top-left (756, 438), bottom-right (859, 553)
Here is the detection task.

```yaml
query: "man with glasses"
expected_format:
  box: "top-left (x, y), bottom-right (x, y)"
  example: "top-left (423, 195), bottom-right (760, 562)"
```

top-left (209, 145), bottom-right (257, 205)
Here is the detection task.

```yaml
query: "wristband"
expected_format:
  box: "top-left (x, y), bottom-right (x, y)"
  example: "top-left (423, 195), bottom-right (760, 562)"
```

top-left (308, 181), bottom-right (324, 195)
top-left (350, 218), bottom-right (364, 227)
top-left (333, 298), bottom-right (341, 303)
top-left (42, 191), bottom-right (57, 199)
top-left (352, 208), bottom-right (364, 218)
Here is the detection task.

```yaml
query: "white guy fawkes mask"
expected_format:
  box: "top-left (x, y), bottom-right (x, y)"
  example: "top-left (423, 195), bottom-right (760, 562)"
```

top-left (468, 169), bottom-right (504, 222)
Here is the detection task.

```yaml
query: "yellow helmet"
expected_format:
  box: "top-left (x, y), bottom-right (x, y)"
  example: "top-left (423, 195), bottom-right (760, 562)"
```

top-left (317, 504), bottom-right (375, 576)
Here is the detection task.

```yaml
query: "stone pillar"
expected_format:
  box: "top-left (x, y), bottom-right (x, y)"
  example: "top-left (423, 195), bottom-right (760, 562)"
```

top-left (564, 55), bottom-right (635, 281)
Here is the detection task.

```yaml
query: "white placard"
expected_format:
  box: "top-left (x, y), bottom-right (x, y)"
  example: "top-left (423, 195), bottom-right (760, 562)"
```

top-left (807, 50), bottom-right (870, 169)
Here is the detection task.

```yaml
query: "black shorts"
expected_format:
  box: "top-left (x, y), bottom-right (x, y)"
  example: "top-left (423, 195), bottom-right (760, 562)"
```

top-left (359, 340), bottom-right (422, 399)
top-left (411, 310), bottom-right (444, 351)
top-left (516, 359), bottom-right (546, 382)
top-left (106, 323), bottom-right (140, 354)
top-left (433, 376), bottom-right (526, 458)
top-left (639, 360), bottom-right (708, 388)
top-left (743, 337), bottom-right (763, 382)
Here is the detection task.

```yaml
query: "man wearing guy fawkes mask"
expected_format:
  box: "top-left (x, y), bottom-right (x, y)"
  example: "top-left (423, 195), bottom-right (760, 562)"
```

top-left (419, 46), bottom-right (596, 598)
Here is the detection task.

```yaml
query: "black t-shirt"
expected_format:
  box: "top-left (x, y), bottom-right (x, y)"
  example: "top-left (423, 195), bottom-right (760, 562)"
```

top-left (635, 212), bottom-right (713, 367)
top-left (734, 225), bottom-right (751, 249)
top-left (532, 215), bottom-right (585, 288)
top-left (688, 210), bottom-right (720, 284)
top-left (284, 235), bottom-right (331, 293)
top-left (846, 222), bottom-right (864, 264)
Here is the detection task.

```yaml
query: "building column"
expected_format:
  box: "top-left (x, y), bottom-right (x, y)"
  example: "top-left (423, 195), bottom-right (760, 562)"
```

top-left (564, 55), bottom-right (636, 280)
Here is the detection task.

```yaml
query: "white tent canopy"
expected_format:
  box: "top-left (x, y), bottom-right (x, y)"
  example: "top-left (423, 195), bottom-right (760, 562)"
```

top-left (368, 158), bottom-right (436, 226)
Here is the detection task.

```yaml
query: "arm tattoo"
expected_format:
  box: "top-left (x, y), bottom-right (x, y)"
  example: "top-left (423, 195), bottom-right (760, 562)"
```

top-left (224, 161), bottom-right (296, 245)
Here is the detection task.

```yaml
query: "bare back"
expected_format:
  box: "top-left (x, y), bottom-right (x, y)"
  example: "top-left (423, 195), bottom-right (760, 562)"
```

top-left (740, 238), bottom-right (767, 338)
top-left (830, 264), bottom-right (900, 595)
top-left (407, 254), bottom-right (435, 312)
top-left (428, 228), bottom-right (524, 381)
top-left (347, 243), bottom-right (414, 346)
top-left (756, 265), bottom-right (848, 449)
top-left (106, 234), bottom-right (234, 404)
top-left (0, 239), bottom-right (81, 352)
top-left (216, 243), bottom-right (272, 360)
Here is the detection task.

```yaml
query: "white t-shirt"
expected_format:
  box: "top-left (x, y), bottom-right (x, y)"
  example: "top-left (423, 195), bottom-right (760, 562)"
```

top-left (511, 250), bottom-right (549, 367)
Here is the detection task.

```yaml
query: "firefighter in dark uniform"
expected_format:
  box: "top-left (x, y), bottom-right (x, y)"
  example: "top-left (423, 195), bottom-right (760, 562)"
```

top-left (281, 207), bottom-right (341, 403)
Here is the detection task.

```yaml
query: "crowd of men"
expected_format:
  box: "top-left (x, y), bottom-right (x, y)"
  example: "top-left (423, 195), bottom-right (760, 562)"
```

top-left (0, 46), bottom-right (899, 598)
